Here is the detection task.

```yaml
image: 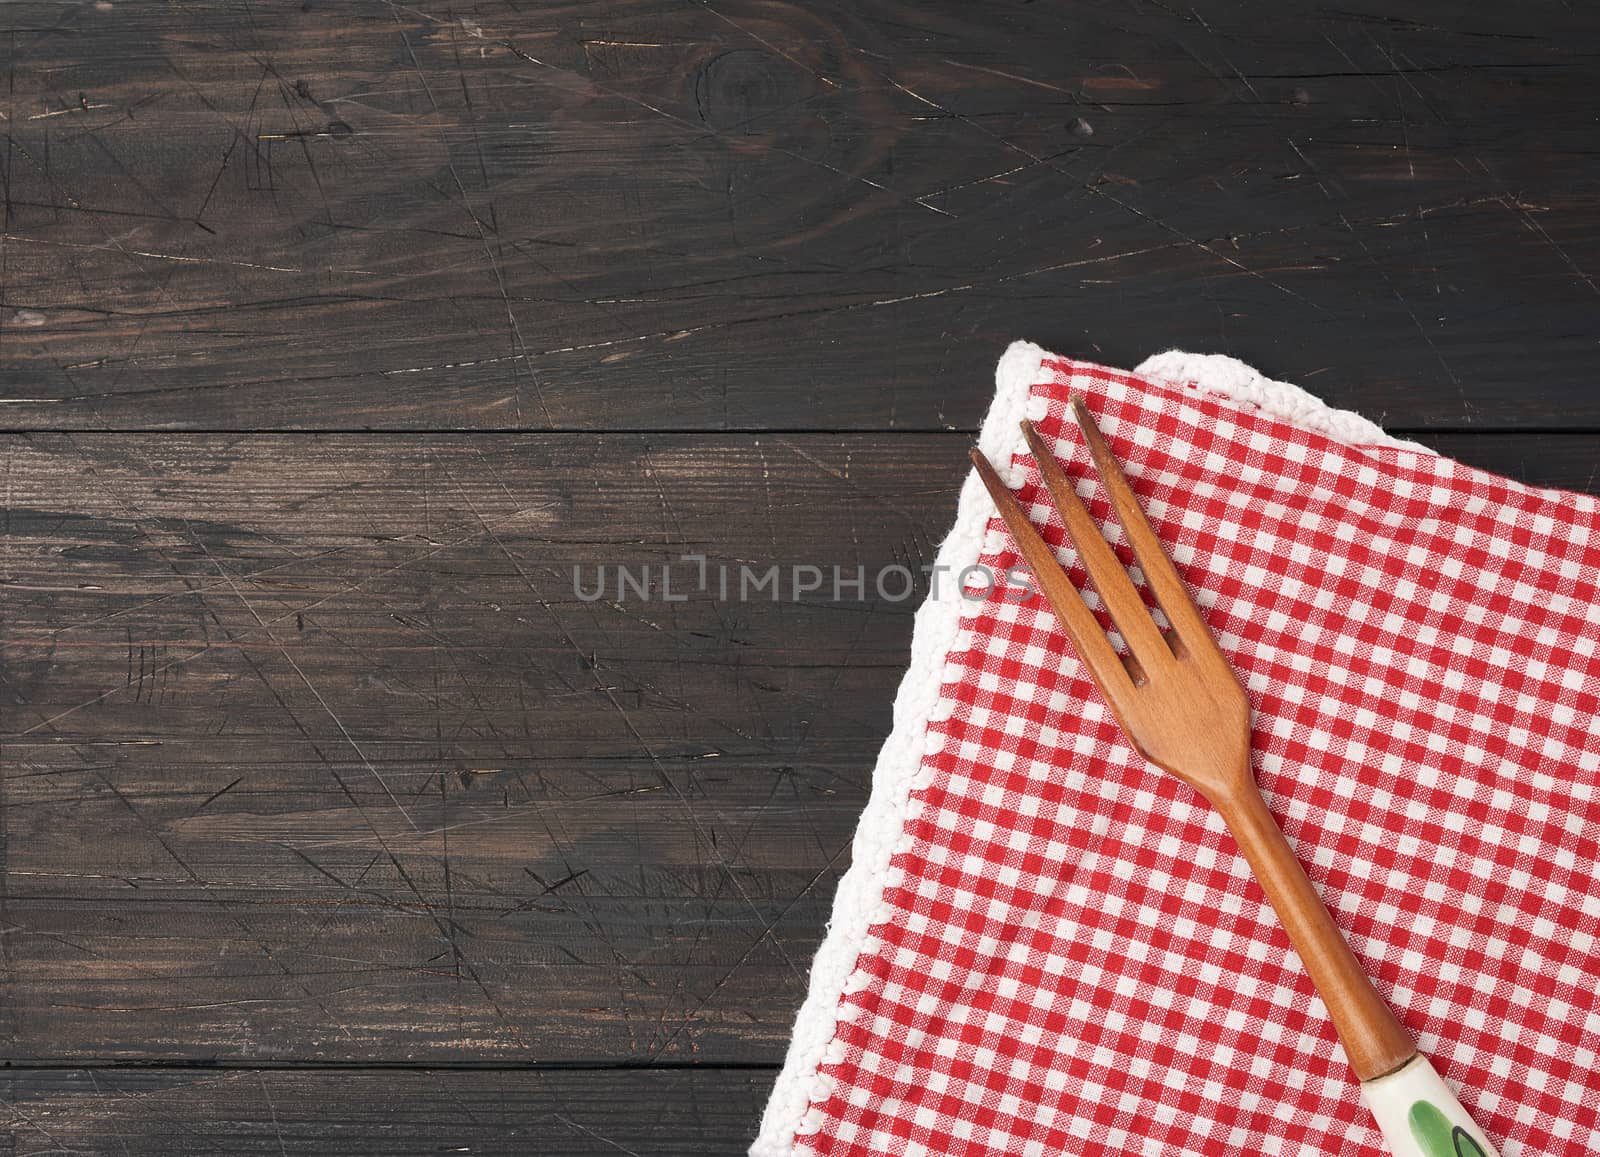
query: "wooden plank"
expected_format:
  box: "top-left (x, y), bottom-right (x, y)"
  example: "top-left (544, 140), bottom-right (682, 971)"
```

top-left (0, 1067), bottom-right (771, 1155)
top-left (0, 432), bottom-right (1593, 1066)
top-left (1418, 434), bottom-right (1600, 491)
top-left (0, 433), bottom-right (958, 1063)
top-left (1, 1), bottom-right (1597, 430)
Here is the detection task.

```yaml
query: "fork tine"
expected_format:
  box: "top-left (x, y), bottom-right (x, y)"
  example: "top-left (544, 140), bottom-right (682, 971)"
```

top-left (1018, 420), bottom-right (1172, 668)
top-left (969, 449), bottom-right (1135, 696)
top-left (1066, 396), bottom-right (1211, 649)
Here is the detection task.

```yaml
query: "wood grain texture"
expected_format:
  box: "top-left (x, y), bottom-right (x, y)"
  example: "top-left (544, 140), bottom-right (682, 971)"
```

top-left (1, 0), bottom-right (1597, 430)
top-left (0, 1067), bottom-right (770, 1154)
top-left (0, 433), bottom-right (965, 1062)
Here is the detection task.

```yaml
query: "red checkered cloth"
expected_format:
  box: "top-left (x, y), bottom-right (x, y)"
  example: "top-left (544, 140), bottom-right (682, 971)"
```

top-left (754, 345), bottom-right (1600, 1157)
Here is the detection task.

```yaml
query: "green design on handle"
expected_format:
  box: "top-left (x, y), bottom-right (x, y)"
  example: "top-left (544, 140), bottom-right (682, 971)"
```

top-left (1408, 1100), bottom-right (1488, 1157)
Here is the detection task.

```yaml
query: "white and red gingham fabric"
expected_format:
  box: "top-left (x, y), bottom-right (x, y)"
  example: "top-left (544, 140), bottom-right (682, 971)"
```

top-left (755, 344), bottom-right (1600, 1157)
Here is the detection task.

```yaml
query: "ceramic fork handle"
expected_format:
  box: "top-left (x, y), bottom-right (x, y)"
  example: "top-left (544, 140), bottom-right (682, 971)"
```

top-left (1362, 1055), bottom-right (1500, 1157)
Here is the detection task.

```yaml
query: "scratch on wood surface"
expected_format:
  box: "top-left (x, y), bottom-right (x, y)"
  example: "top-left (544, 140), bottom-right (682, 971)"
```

top-left (260, 1072), bottom-right (290, 1157)
top-left (1500, 194), bottom-right (1600, 298)
top-left (942, 58), bottom-right (1080, 95)
top-left (1086, 187), bottom-right (1334, 315)
top-left (694, 0), bottom-right (837, 89)
top-left (27, 102), bottom-right (113, 119)
top-left (0, 233), bottom-right (361, 275)
top-left (1336, 210), bottom-right (1465, 406)
top-left (552, 1114), bottom-right (646, 1157)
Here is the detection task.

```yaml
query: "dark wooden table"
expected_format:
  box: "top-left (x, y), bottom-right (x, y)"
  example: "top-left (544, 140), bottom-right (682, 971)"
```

top-left (1, 1), bottom-right (1595, 1151)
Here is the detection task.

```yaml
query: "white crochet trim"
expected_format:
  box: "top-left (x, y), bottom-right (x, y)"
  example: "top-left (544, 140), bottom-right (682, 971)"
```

top-left (749, 342), bottom-right (1422, 1156)
top-left (1134, 349), bottom-right (1432, 453)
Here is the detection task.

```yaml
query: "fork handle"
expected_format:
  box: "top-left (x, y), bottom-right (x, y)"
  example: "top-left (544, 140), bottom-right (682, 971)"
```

top-left (1218, 784), bottom-right (1501, 1155)
top-left (1218, 781), bottom-right (1416, 1079)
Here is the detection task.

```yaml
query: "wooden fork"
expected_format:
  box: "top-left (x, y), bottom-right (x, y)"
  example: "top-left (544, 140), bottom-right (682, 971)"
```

top-left (970, 400), bottom-right (1499, 1157)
